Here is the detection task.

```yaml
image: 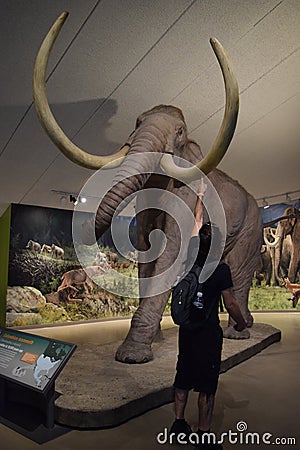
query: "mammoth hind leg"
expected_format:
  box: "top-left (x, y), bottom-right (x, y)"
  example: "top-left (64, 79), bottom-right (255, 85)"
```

top-left (224, 227), bottom-right (262, 334)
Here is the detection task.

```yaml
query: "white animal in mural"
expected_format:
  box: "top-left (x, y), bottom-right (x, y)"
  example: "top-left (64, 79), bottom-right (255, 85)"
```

top-left (51, 244), bottom-right (64, 258)
top-left (127, 250), bottom-right (138, 261)
top-left (41, 243), bottom-right (52, 254)
top-left (95, 251), bottom-right (109, 266)
top-left (26, 240), bottom-right (41, 253)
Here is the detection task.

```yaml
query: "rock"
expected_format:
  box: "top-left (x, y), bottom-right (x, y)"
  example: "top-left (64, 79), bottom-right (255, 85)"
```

top-left (82, 295), bottom-right (135, 317)
top-left (39, 303), bottom-right (69, 323)
top-left (6, 312), bottom-right (42, 327)
top-left (6, 286), bottom-right (46, 313)
top-left (45, 292), bottom-right (60, 305)
top-left (5, 286), bottom-right (136, 325)
top-left (82, 298), bottom-right (105, 315)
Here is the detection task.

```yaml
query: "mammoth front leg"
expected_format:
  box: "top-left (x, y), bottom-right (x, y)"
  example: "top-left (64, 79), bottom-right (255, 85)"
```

top-left (226, 270), bottom-right (254, 327)
top-left (224, 245), bottom-right (257, 332)
top-left (115, 204), bottom-right (170, 364)
top-left (115, 291), bottom-right (170, 363)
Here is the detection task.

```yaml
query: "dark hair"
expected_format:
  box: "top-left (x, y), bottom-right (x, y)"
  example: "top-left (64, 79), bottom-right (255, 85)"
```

top-left (198, 221), bottom-right (224, 260)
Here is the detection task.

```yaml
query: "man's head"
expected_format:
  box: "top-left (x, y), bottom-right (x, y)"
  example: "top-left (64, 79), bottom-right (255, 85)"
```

top-left (198, 221), bottom-right (224, 260)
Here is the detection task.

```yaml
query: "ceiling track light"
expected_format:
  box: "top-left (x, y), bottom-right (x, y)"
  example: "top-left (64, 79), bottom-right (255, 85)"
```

top-left (69, 195), bottom-right (78, 205)
top-left (262, 198), bottom-right (269, 209)
top-left (257, 189), bottom-right (300, 208)
top-left (51, 190), bottom-right (89, 206)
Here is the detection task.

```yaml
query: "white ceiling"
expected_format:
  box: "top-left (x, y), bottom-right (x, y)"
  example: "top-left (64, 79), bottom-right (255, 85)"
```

top-left (0, 0), bottom-right (299, 217)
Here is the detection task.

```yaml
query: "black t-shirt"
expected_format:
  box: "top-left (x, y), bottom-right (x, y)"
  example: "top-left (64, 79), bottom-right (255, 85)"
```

top-left (186, 237), bottom-right (233, 328)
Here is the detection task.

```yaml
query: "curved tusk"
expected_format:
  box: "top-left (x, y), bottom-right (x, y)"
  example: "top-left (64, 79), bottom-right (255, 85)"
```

top-left (33, 11), bottom-right (129, 170)
top-left (160, 37), bottom-right (239, 182)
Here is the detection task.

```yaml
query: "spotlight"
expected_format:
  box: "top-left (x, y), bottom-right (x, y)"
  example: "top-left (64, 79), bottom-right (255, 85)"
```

top-left (80, 196), bottom-right (87, 203)
top-left (70, 195), bottom-right (78, 205)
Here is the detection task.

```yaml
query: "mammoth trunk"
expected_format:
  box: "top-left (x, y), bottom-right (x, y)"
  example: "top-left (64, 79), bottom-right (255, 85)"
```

top-left (95, 139), bottom-right (164, 241)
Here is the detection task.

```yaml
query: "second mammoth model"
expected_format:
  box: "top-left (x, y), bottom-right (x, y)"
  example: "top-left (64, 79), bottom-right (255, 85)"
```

top-left (32, 12), bottom-right (262, 363)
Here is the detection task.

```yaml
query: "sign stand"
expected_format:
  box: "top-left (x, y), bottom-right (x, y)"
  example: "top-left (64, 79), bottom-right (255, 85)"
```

top-left (45, 382), bottom-right (56, 429)
top-left (0, 377), bottom-right (5, 415)
top-left (0, 377), bottom-right (55, 429)
top-left (0, 327), bottom-right (76, 442)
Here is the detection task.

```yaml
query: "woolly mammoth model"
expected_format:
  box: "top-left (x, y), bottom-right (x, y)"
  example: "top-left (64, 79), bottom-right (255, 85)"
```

top-left (265, 207), bottom-right (300, 284)
top-left (33, 13), bottom-right (262, 363)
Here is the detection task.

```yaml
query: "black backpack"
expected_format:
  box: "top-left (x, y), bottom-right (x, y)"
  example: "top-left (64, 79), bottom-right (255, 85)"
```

top-left (171, 263), bottom-right (222, 329)
top-left (171, 264), bottom-right (202, 328)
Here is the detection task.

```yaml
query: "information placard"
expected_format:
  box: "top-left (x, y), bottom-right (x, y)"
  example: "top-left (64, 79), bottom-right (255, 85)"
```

top-left (0, 328), bottom-right (76, 394)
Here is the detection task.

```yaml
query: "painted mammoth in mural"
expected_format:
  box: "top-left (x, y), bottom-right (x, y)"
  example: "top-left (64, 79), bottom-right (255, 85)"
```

top-left (280, 235), bottom-right (293, 280)
top-left (260, 227), bottom-right (277, 286)
top-left (108, 252), bottom-right (119, 264)
top-left (255, 244), bottom-right (272, 286)
top-left (262, 226), bottom-right (293, 285)
top-left (32, 13), bottom-right (262, 363)
top-left (265, 207), bottom-right (300, 284)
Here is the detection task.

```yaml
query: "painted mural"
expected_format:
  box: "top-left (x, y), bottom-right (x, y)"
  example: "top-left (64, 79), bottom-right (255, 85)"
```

top-left (7, 204), bottom-right (138, 327)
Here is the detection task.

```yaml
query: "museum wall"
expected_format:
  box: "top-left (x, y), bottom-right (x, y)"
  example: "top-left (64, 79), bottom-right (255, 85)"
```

top-left (0, 205), bottom-right (11, 326)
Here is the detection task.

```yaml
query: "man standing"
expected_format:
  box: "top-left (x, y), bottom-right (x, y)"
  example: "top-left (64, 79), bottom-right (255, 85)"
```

top-left (170, 195), bottom-right (249, 449)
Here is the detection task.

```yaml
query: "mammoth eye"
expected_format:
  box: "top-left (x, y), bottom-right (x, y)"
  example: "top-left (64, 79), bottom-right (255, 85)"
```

top-left (135, 118), bottom-right (142, 129)
top-left (177, 127), bottom-right (184, 137)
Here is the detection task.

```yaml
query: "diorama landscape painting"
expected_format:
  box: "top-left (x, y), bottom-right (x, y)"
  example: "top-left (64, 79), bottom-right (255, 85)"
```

top-left (7, 204), bottom-right (139, 327)
top-left (6, 201), bottom-right (300, 327)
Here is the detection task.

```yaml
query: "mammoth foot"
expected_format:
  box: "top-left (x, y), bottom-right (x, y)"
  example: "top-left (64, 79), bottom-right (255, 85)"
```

top-left (223, 326), bottom-right (250, 340)
top-left (228, 313), bottom-right (253, 329)
top-left (115, 340), bottom-right (153, 364)
top-left (246, 314), bottom-right (254, 328)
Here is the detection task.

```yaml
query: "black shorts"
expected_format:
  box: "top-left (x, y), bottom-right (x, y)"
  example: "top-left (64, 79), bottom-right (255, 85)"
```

top-left (173, 325), bottom-right (223, 394)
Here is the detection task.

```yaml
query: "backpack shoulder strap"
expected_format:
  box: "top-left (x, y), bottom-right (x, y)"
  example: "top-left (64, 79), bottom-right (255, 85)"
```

top-left (191, 262), bottom-right (202, 279)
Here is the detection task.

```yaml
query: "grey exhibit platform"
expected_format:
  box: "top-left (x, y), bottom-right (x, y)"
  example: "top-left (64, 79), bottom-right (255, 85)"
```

top-left (55, 322), bottom-right (280, 429)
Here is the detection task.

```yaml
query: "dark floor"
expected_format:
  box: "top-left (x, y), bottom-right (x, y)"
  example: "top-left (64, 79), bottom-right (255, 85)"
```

top-left (0, 312), bottom-right (299, 449)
